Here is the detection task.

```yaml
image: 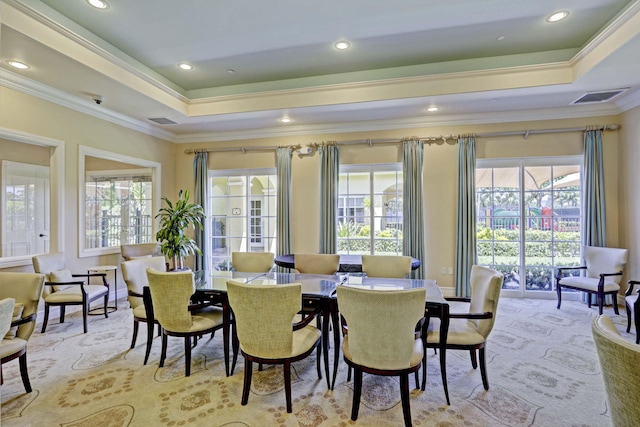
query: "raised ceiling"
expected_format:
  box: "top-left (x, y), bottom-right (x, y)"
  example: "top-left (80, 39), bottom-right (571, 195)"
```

top-left (1, 0), bottom-right (639, 142)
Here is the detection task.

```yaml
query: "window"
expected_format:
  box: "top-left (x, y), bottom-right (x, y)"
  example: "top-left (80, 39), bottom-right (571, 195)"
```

top-left (476, 157), bottom-right (582, 296)
top-left (78, 146), bottom-right (161, 257)
top-left (338, 164), bottom-right (403, 255)
top-left (208, 169), bottom-right (277, 270)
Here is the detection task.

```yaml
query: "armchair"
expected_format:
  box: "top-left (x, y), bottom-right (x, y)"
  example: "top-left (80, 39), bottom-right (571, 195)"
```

top-left (0, 272), bottom-right (45, 393)
top-left (294, 253), bottom-right (340, 275)
top-left (555, 246), bottom-right (628, 315)
top-left (32, 252), bottom-right (109, 333)
top-left (624, 280), bottom-right (640, 344)
top-left (231, 251), bottom-right (274, 272)
top-left (361, 255), bottom-right (412, 278)
top-left (120, 242), bottom-right (162, 261)
top-left (0, 298), bottom-right (14, 387)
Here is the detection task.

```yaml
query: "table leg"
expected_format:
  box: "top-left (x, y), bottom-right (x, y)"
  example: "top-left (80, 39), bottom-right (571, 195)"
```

top-left (330, 298), bottom-right (340, 390)
top-left (222, 300), bottom-right (231, 377)
top-left (321, 305), bottom-right (331, 389)
top-left (439, 304), bottom-right (450, 405)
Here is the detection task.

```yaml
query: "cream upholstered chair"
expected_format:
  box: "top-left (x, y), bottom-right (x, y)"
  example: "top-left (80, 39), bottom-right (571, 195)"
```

top-left (121, 256), bottom-right (167, 364)
top-left (146, 268), bottom-right (225, 376)
top-left (226, 280), bottom-right (322, 413)
top-left (592, 315), bottom-right (640, 427)
top-left (0, 298), bottom-right (15, 387)
top-left (426, 265), bottom-right (503, 404)
top-left (120, 242), bottom-right (162, 261)
top-left (294, 253), bottom-right (340, 275)
top-left (231, 252), bottom-right (274, 272)
top-left (361, 255), bottom-right (412, 278)
top-left (0, 272), bottom-right (45, 392)
top-left (556, 246), bottom-right (628, 315)
top-left (32, 252), bottom-right (109, 333)
top-left (337, 286), bottom-right (426, 427)
top-left (624, 280), bottom-right (640, 344)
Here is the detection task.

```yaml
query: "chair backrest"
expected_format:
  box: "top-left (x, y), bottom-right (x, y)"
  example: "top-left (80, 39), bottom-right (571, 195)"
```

top-left (121, 243), bottom-right (162, 261)
top-left (0, 272), bottom-right (45, 340)
top-left (294, 253), bottom-right (340, 275)
top-left (583, 246), bottom-right (628, 284)
top-left (232, 252), bottom-right (274, 272)
top-left (32, 252), bottom-right (73, 295)
top-left (146, 269), bottom-right (195, 332)
top-left (0, 298), bottom-right (16, 341)
top-left (468, 265), bottom-right (504, 338)
top-left (592, 314), bottom-right (640, 427)
top-left (227, 280), bottom-right (301, 359)
top-left (337, 286), bottom-right (426, 370)
top-left (361, 255), bottom-right (412, 278)
top-left (121, 256), bottom-right (167, 308)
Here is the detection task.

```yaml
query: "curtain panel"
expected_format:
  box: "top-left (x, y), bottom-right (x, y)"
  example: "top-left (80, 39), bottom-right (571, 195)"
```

top-left (319, 144), bottom-right (339, 254)
top-left (583, 129), bottom-right (607, 247)
top-left (455, 136), bottom-right (477, 297)
top-left (276, 147), bottom-right (293, 265)
top-left (193, 152), bottom-right (209, 273)
top-left (402, 139), bottom-right (425, 279)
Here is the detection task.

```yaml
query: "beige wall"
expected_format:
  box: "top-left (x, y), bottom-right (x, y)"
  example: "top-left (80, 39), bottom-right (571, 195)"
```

top-left (619, 105), bottom-right (640, 280)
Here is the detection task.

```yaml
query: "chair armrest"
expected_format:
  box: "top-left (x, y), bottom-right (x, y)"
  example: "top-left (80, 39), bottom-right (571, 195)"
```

top-left (128, 290), bottom-right (143, 298)
top-left (556, 266), bottom-right (587, 276)
top-left (72, 272), bottom-right (109, 287)
top-left (10, 313), bottom-right (36, 328)
top-left (44, 280), bottom-right (86, 287)
top-left (449, 311), bottom-right (493, 320)
top-left (598, 271), bottom-right (623, 279)
top-left (293, 306), bottom-right (321, 330)
top-left (444, 297), bottom-right (471, 303)
top-left (188, 301), bottom-right (216, 311)
top-left (625, 280), bottom-right (640, 296)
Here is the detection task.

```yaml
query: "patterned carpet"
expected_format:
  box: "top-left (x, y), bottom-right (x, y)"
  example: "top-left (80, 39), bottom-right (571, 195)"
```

top-left (1, 297), bottom-right (634, 427)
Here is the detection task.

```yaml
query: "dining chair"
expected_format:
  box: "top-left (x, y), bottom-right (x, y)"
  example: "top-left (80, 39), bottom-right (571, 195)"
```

top-left (231, 251), bottom-right (274, 272)
top-left (592, 314), bottom-right (640, 426)
top-left (425, 265), bottom-right (503, 404)
top-left (556, 246), bottom-right (628, 315)
top-left (121, 256), bottom-right (167, 364)
top-left (146, 268), bottom-right (226, 377)
top-left (0, 272), bottom-right (45, 393)
top-left (337, 286), bottom-right (426, 427)
top-left (226, 280), bottom-right (322, 413)
top-left (120, 242), bottom-right (162, 261)
top-left (361, 255), bottom-right (412, 278)
top-left (624, 280), bottom-right (640, 344)
top-left (0, 298), bottom-right (15, 387)
top-left (294, 253), bottom-right (340, 275)
top-left (32, 252), bottom-right (109, 333)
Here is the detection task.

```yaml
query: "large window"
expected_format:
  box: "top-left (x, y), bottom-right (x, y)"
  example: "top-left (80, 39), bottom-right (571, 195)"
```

top-left (338, 164), bottom-right (403, 255)
top-left (476, 157), bottom-right (582, 296)
top-left (208, 169), bottom-right (277, 270)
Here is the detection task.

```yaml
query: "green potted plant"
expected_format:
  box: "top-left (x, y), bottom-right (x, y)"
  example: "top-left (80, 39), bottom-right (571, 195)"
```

top-left (155, 189), bottom-right (205, 271)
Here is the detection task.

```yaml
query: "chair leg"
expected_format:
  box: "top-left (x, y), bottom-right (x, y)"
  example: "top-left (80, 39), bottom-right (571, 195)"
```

top-left (612, 295), bottom-right (619, 315)
top-left (470, 349), bottom-right (478, 369)
top-left (597, 292), bottom-right (604, 315)
top-left (184, 336), bottom-right (192, 377)
top-left (626, 304), bottom-right (632, 333)
top-left (60, 305), bottom-right (66, 323)
top-left (41, 304), bottom-right (50, 333)
top-left (143, 321), bottom-right (155, 365)
top-left (479, 348), bottom-right (489, 390)
top-left (351, 368), bottom-right (363, 421)
top-left (635, 308), bottom-right (640, 345)
top-left (82, 303), bottom-right (88, 334)
top-left (241, 358), bottom-right (253, 406)
top-left (347, 366), bottom-right (352, 382)
top-left (103, 294), bottom-right (109, 319)
top-left (19, 353), bottom-right (32, 393)
top-left (131, 320), bottom-right (139, 349)
top-left (556, 283), bottom-right (562, 309)
top-left (284, 360), bottom-right (292, 413)
top-left (316, 341), bottom-right (322, 379)
top-left (400, 373), bottom-right (412, 427)
top-left (159, 333), bottom-right (168, 367)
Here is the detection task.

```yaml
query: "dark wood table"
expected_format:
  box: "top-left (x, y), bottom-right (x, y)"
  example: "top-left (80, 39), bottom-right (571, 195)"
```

top-left (274, 254), bottom-right (421, 273)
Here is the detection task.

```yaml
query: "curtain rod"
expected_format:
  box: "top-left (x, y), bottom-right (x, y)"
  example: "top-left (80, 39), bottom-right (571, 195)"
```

top-left (184, 124), bottom-right (619, 154)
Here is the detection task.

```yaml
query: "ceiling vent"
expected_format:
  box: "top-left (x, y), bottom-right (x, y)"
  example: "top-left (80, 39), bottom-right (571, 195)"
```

top-left (572, 89), bottom-right (627, 105)
top-left (148, 117), bottom-right (177, 125)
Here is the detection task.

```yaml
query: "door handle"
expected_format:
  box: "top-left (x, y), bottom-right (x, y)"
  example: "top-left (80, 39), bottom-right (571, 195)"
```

top-left (39, 234), bottom-right (48, 237)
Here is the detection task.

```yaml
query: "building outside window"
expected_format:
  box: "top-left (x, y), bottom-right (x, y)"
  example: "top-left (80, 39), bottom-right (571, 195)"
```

top-left (208, 169), bottom-right (277, 270)
top-left (476, 157), bottom-right (582, 297)
top-left (338, 164), bottom-right (403, 255)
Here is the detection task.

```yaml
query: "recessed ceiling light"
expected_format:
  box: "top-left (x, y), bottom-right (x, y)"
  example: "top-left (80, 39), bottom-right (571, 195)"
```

top-left (7, 60), bottom-right (29, 70)
top-left (496, 35), bottom-right (506, 41)
top-left (334, 41), bottom-right (351, 50)
top-left (546, 11), bottom-right (569, 23)
top-left (426, 106), bottom-right (439, 112)
top-left (227, 69), bottom-right (235, 74)
top-left (87, 0), bottom-right (109, 9)
top-left (279, 117), bottom-right (292, 123)
top-left (178, 63), bottom-right (193, 71)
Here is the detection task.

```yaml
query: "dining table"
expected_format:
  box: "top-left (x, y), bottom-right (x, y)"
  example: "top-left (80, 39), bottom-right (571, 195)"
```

top-left (194, 270), bottom-right (449, 393)
top-left (274, 254), bottom-right (421, 273)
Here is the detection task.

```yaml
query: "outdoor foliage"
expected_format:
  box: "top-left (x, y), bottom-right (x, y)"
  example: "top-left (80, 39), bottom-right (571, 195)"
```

top-left (337, 220), bottom-right (402, 254)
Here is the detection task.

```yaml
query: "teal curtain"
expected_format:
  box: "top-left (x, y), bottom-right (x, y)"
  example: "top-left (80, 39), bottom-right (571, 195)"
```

top-left (276, 147), bottom-right (293, 265)
top-left (319, 143), bottom-right (339, 253)
top-left (193, 152), bottom-right (209, 273)
top-left (583, 129), bottom-right (607, 247)
top-left (455, 136), bottom-right (477, 297)
top-left (402, 139), bottom-right (425, 279)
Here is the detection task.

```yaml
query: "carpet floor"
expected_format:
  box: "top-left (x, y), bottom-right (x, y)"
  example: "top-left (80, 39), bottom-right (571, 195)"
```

top-left (1, 297), bottom-right (634, 427)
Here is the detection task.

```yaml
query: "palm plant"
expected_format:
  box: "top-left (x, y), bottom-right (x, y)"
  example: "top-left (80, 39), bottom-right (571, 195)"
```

top-left (155, 189), bottom-right (205, 270)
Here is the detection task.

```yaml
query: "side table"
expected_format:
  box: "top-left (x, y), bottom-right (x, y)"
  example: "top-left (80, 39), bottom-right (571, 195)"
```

top-left (88, 265), bottom-right (118, 313)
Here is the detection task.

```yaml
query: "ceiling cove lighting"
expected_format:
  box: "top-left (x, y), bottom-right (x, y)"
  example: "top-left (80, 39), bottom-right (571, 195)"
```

top-left (87, 0), bottom-right (109, 9)
top-left (425, 106), bottom-right (439, 112)
top-left (279, 117), bottom-right (292, 123)
top-left (7, 60), bottom-right (29, 69)
top-left (178, 63), bottom-right (193, 70)
top-left (334, 41), bottom-right (351, 50)
top-left (546, 11), bottom-right (569, 22)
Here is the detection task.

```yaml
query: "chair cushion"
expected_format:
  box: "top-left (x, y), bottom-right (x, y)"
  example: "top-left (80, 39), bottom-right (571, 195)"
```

top-left (192, 306), bottom-right (224, 327)
top-left (132, 304), bottom-right (148, 320)
top-left (291, 324), bottom-right (322, 358)
top-left (559, 276), bottom-right (620, 293)
top-left (427, 318), bottom-right (486, 346)
top-left (0, 337), bottom-right (27, 358)
top-left (49, 269), bottom-right (75, 292)
top-left (189, 313), bottom-right (223, 333)
top-left (4, 303), bottom-right (24, 340)
top-left (342, 335), bottom-right (423, 369)
top-left (44, 285), bottom-right (108, 303)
